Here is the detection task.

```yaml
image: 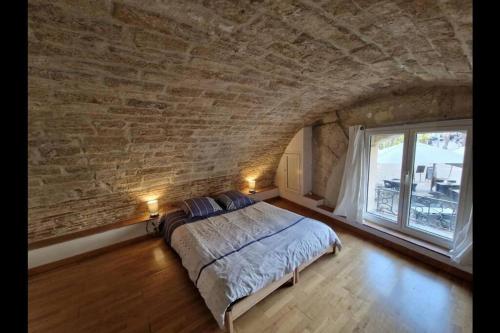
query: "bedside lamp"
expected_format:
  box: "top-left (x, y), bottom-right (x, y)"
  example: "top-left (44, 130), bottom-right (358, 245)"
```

top-left (248, 179), bottom-right (256, 194)
top-left (147, 199), bottom-right (159, 217)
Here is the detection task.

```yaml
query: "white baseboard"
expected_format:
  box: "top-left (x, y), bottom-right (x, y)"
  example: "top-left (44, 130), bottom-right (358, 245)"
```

top-left (278, 190), bottom-right (472, 274)
top-left (29, 188), bottom-right (471, 275)
top-left (280, 190), bottom-right (324, 211)
top-left (332, 215), bottom-right (472, 274)
top-left (28, 189), bottom-right (280, 270)
top-left (28, 223), bottom-right (148, 269)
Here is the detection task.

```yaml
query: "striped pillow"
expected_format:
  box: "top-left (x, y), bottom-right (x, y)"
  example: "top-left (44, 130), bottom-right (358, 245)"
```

top-left (214, 190), bottom-right (255, 211)
top-left (159, 209), bottom-right (188, 238)
top-left (182, 197), bottom-right (223, 218)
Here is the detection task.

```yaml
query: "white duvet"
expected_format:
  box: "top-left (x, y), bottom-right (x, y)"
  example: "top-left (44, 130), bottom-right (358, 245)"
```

top-left (170, 201), bottom-right (341, 328)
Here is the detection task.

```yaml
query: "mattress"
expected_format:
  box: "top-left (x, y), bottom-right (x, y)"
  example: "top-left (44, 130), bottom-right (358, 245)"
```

top-left (164, 201), bottom-right (342, 328)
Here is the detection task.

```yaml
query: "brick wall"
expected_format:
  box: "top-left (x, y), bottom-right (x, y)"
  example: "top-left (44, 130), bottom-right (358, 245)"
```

top-left (28, 0), bottom-right (471, 242)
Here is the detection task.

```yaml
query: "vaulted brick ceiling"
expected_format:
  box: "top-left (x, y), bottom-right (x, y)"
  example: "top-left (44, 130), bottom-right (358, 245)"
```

top-left (28, 0), bottom-right (472, 241)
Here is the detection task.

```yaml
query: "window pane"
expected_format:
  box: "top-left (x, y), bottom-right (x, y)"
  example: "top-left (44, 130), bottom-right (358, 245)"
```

top-left (407, 131), bottom-right (467, 240)
top-left (366, 133), bottom-right (405, 223)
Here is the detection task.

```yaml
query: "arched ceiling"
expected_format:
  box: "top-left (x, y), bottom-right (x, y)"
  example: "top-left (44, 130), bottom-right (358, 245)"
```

top-left (28, 0), bottom-right (472, 241)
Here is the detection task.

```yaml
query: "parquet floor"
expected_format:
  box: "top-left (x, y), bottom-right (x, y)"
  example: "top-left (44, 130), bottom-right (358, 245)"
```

top-left (28, 198), bottom-right (472, 333)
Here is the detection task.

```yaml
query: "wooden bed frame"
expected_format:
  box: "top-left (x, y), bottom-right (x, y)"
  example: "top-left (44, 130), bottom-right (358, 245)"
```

top-left (224, 242), bottom-right (337, 333)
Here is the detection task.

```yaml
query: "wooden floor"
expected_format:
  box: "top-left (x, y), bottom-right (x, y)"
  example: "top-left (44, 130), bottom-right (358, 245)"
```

top-left (28, 198), bottom-right (472, 333)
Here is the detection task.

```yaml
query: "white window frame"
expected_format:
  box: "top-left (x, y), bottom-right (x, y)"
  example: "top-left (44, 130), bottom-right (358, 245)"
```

top-left (363, 119), bottom-right (472, 249)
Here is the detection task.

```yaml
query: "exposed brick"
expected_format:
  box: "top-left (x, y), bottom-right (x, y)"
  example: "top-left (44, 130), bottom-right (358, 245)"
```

top-left (103, 77), bottom-right (164, 92)
top-left (126, 98), bottom-right (171, 110)
top-left (133, 29), bottom-right (189, 53)
top-left (202, 91), bottom-right (237, 100)
top-left (53, 91), bottom-right (122, 105)
top-left (166, 87), bottom-right (203, 97)
top-left (83, 137), bottom-right (129, 153)
top-left (28, 0), bottom-right (471, 243)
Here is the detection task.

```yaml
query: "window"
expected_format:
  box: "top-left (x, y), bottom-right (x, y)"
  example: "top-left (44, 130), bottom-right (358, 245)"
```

top-left (363, 120), bottom-right (472, 248)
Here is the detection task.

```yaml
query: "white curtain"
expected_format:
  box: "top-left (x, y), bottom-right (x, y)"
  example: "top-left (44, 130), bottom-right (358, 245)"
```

top-left (333, 125), bottom-right (367, 223)
top-left (450, 161), bottom-right (473, 268)
top-left (450, 209), bottom-right (472, 266)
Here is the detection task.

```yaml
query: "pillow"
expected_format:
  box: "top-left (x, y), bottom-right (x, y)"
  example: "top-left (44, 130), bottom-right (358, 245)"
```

top-left (159, 209), bottom-right (188, 236)
top-left (182, 197), bottom-right (223, 218)
top-left (214, 190), bottom-right (255, 211)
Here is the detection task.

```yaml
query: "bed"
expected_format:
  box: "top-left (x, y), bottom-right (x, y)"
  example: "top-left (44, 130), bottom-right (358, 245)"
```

top-left (160, 199), bottom-right (341, 332)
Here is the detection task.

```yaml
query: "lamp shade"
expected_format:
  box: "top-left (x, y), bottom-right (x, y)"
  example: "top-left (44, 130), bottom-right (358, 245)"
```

top-left (248, 179), bottom-right (256, 193)
top-left (147, 199), bottom-right (159, 217)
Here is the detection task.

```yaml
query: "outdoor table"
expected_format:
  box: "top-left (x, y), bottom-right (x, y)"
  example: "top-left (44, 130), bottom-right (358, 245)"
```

top-left (384, 179), bottom-right (417, 191)
top-left (435, 182), bottom-right (460, 197)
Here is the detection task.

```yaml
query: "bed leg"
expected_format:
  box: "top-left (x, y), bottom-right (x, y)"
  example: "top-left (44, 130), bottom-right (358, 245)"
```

top-left (293, 267), bottom-right (299, 285)
top-left (328, 242), bottom-right (337, 255)
top-left (225, 310), bottom-right (234, 333)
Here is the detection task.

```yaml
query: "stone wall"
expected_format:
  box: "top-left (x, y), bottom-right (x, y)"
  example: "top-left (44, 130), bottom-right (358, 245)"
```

top-left (312, 84), bottom-right (472, 207)
top-left (28, 0), bottom-right (471, 242)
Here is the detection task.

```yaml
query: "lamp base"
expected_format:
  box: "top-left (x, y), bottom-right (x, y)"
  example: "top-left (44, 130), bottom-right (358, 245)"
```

top-left (149, 213), bottom-right (159, 218)
top-left (249, 190), bottom-right (256, 194)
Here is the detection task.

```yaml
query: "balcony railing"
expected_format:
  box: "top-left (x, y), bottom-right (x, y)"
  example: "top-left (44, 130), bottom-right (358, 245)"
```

top-left (374, 187), bottom-right (458, 232)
